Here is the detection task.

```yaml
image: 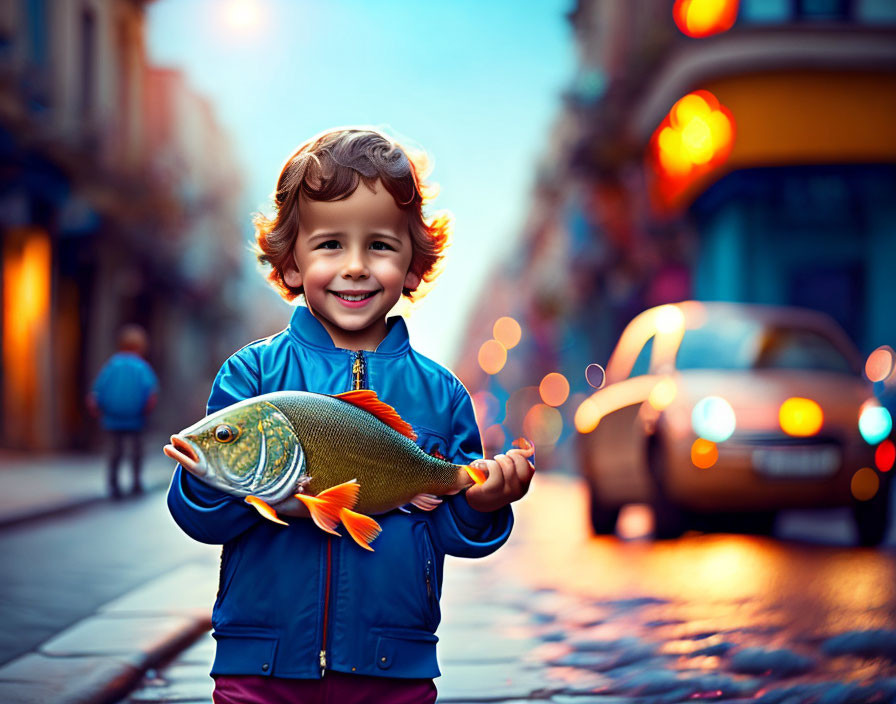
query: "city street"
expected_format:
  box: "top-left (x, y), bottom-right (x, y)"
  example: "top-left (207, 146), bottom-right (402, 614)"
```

top-left (120, 473), bottom-right (896, 703)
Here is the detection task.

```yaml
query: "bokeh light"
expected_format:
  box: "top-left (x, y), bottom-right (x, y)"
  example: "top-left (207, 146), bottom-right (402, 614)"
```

top-left (779, 397), bottom-right (823, 437)
top-left (690, 438), bottom-right (718, 469)
top-left (585, 363), bottom-right (606, 389)
top-left (851, 467), bottom-right (880, 502)
top-left (478, 339), bottom-right (507, 375)
top-left (866, 346), bottom-right (895, 383)
top-left (493, 317), bottom-right (522, 349)
top-left (523, 403), bottom-right (563, 447)
top-left (654, 304), bottom-right (685, 335)
top-left (653, 91), bottom-right (734, 180)
top-left (471, 390), bottom-right (501, 426)
top-left (859, 402), bottom-right (892, 445)
top-left (673, 0), bottom-right (739, 38)
top-left (506, 386), bottom-right (542, 437)
top-left (648, 377), bottom-right (677, 411)
top-left (539, 372), bottom-right (570, 407)
top-left (483, 423), bottom-right (507, 455)
top-left (876, 440), bottom-right (895, 472)
top-left (616, 504), bottom-right (653, 540)
top-left (691, 396), bottom-right (736, 442)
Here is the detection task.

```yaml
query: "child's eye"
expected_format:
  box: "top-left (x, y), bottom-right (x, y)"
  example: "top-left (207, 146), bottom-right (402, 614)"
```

top-left (370, 241), bottom-right (395, 251)
top-left (316, 240), bottom-right (341, 250)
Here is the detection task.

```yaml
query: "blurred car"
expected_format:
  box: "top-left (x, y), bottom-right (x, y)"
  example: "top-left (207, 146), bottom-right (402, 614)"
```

top-left (576, 302), bottom-right (892, 545)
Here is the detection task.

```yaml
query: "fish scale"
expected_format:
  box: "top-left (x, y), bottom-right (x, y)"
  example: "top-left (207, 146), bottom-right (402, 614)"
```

top-left (271, 392), bottom-right (461, 514)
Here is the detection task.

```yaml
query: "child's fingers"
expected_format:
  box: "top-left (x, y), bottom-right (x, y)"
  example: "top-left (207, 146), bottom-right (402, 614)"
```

top-left (471, 459), bottom-right (501, 491)
top-left (510, 452), bottom-right (535, 483)
top-left (493, 454), bottom-right (522, 496)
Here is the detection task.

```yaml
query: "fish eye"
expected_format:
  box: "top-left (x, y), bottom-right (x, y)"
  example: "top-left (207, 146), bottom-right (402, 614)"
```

top-left (214, 424), bottom-right (239, 443)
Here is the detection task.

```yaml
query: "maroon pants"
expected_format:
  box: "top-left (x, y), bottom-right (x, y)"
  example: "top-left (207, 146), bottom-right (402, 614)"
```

top-left (213, 672), bottom-right (437, 704)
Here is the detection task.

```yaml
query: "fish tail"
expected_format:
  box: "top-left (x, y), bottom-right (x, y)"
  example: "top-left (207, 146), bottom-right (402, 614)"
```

top-left (339, 508), bottom-right (381, 551)
top-left (463, 464), bottom-right (488, 486)
top-left (294, 479), bottom-right (360, 536)
top-left (245, 496), bottom-right (288, 526)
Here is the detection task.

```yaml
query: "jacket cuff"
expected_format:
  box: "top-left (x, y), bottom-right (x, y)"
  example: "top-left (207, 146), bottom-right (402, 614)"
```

top-left (448, 492), bottom-right (513, 543)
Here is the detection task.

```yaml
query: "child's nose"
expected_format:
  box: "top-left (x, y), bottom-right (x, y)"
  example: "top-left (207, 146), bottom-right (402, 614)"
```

top-left (342, 249), bottom-right (369, 278)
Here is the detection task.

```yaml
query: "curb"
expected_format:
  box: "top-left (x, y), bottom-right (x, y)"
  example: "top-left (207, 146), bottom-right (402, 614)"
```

top-left (0, 564), bottom-right (216, 704)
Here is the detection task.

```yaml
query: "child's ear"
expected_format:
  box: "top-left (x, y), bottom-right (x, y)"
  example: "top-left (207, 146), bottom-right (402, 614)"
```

top-left (404, 270), bottom-right (421, 291)
top-left (283, 253), bottom-right (303, 289)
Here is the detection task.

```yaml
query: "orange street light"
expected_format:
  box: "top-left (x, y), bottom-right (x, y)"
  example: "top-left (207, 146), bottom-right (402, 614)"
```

top-left (673, 0), bottom-right (739, 38)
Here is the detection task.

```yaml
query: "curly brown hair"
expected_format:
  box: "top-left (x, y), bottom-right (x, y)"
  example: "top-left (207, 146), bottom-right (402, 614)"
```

top-left (253, 127), bottom-right (452, 302)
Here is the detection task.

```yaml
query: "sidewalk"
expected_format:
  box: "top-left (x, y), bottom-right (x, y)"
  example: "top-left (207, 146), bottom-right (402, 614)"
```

top-left (0, 443), bottom-right (217, 704)
top-left (0, 436), bottom-right (173, 529)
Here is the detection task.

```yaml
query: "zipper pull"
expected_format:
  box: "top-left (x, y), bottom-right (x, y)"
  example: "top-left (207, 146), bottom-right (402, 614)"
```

top-left (319, 649), bottom-right (327, 676)
top-left (352, 351), bottom-right (364, 390)
top-left (426, 559), bottom-right (433, 599)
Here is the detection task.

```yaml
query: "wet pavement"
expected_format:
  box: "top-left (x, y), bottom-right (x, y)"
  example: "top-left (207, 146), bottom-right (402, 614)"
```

top-left (124, 474), bottom-right (896, 703)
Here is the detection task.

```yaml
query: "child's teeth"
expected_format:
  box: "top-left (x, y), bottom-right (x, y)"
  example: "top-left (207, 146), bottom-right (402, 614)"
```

top-left (337, 292), bottom-right (372, 301)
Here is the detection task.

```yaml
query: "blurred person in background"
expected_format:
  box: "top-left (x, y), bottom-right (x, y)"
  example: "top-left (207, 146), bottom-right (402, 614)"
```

top-left (87, 324), bottom-right (159, 499)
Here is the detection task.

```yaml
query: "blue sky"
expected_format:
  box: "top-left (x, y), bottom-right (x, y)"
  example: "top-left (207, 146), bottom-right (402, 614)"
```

top-left (147, 0), bottom-right (575, 366)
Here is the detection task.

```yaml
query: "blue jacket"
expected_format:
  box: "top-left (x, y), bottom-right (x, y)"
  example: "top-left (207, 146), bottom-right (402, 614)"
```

top-left (167, 305), bottom-right (513, 680)
top-left (91, 352), bottom-right (158, 431)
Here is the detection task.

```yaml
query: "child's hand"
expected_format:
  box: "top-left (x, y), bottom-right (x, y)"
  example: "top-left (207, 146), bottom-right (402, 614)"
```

top-left (465, 439), bottom-right (535, 513)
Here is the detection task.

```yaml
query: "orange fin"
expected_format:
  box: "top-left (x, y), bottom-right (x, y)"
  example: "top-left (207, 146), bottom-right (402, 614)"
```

top-left (245, 496), bottom-right (288, 526)
top-left (339, 508), bottom-right (381, 551)
top-left (295, 479), bottom-right (361, 536)
top-left (334, 390), bottom-right (417, 441)
top-left (463, 464), bottom-right (488, 486)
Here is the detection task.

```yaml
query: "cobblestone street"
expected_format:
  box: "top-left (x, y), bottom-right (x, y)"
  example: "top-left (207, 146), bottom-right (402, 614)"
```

top-left (124, 475), bottom-right (896, 703)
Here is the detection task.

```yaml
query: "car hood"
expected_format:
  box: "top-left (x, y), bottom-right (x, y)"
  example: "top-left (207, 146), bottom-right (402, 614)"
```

top-left (664, 369), bottom-right (874, 435)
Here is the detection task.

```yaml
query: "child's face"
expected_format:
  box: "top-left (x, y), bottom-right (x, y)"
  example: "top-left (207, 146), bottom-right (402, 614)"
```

top-left (283, 180), bottom-right (420, 351)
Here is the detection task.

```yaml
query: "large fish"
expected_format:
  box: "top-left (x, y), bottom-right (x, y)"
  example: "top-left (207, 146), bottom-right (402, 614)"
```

top-left (163, 390), bottom-right (529, 551)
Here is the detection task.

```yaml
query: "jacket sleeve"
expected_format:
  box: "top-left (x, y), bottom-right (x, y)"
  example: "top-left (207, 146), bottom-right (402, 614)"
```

top-left (166, 349), bottom-right (266, 544)
top-left (430, 380), bottom-right (514, 558)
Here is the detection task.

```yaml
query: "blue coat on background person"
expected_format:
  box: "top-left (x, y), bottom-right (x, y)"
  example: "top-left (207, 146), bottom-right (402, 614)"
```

top-left (91, 351), bottom-right (158, 431)
top-left (167, 305), bottom-right (514, 680)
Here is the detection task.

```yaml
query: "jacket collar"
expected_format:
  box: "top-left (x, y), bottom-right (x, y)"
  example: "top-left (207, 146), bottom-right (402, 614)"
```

top-left (287, 305), bottom-right (410, 356)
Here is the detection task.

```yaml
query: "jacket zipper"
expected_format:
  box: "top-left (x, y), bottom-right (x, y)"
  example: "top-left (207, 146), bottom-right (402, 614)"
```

top-left (319, 351), bottom-right (366, 676)
top-left (352, 350), bottom-right (365, 391)
top-left (319, 539), bottom-right (332, 677)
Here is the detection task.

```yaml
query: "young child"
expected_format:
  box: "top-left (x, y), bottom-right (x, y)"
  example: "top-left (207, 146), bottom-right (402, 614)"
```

top-left (167, 127), bottom-right (534, 704)
top-left (88, 324), bottom-right (158, 498)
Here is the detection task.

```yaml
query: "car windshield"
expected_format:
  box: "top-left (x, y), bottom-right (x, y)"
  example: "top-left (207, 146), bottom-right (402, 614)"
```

top-left (755, 327), bottom-right (856, 374)
top-left (674, 317), bottom-right (761, 371)
top-left (673, 318), bottom-right (856, 375)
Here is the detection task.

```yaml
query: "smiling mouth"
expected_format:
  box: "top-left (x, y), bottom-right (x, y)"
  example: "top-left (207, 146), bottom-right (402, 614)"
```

top-left (330, 290), bottom-right (380, 302)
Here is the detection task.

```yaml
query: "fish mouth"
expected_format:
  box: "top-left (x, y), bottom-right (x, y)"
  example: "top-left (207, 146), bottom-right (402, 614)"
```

top-left (163, 434), bottom-right (206, 476)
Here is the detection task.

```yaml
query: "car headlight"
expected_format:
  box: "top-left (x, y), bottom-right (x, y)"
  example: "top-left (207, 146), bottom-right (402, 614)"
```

top-left (859, 401), bottom-right (892, 445)
top-left (691, 396), bottom-right (736, 443)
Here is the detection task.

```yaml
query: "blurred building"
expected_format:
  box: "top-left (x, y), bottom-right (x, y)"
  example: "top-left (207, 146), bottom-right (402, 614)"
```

top-left (0, 0), bottom-right (246, 450)
top-left (456, 0), bottom-right (896, 469)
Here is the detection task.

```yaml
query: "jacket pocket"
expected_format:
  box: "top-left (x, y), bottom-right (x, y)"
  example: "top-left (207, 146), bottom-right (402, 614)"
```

top-left (212, 625), bottom-right (279, 676)
top-left (415, 521), bottom-right (441, 631)
top-left (370, 627), bottom-right (439, 677)
top-left (415, 426), bottom-right (449, 461)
